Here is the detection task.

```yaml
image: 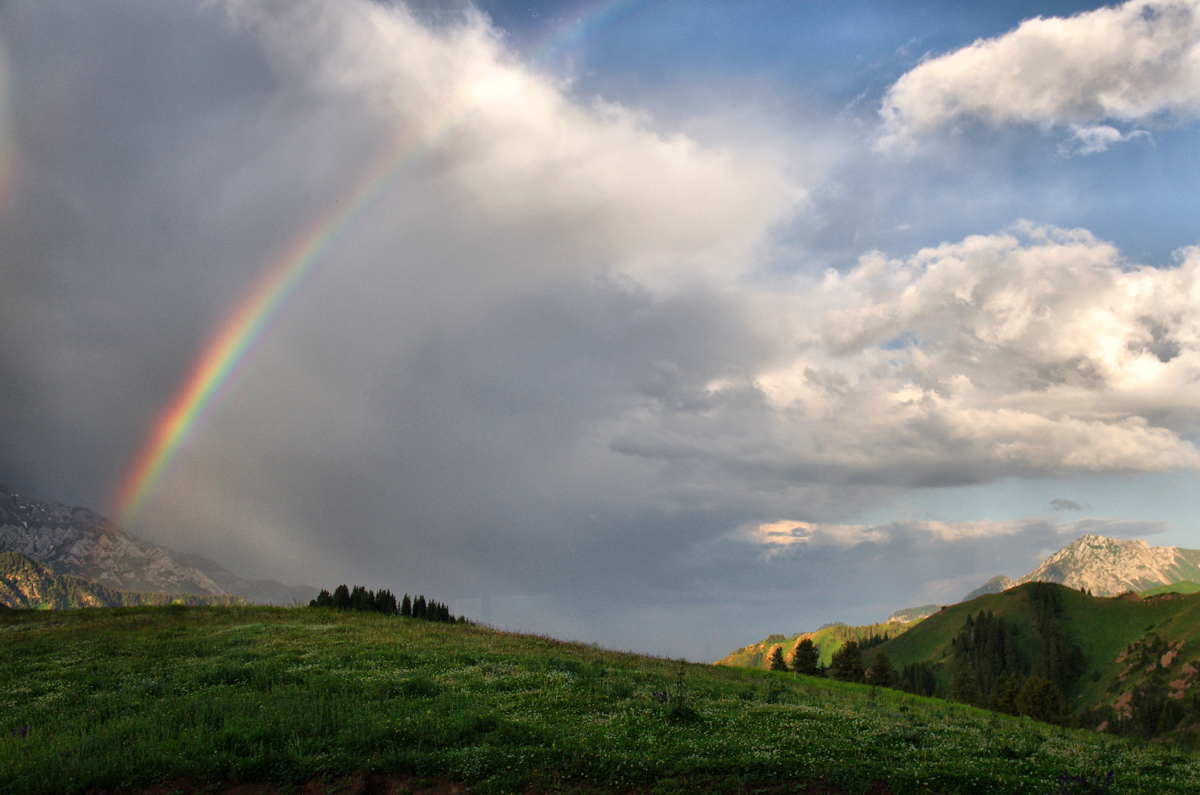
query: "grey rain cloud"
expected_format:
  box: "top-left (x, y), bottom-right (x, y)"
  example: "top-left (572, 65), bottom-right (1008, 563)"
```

top-left (2, 0), bottom-right (1198, 660)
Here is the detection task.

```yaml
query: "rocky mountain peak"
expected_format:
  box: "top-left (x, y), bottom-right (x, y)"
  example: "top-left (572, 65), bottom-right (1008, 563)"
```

top-left (958, 533), bottom-right (1200, 603)
top-left (1012, 533), bottom-right (1200, 597)
top-left (0, 485), bottom-right (224, 596)
top-left (1056, 533), bottom-right (1150, 557)
top-left (0, 486), bottom-right (317, 604)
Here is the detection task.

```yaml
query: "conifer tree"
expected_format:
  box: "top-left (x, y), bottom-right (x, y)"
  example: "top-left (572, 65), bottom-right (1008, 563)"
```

top-left (413, 595), bottom-right (427, 620)
top-left (867, 652), bottom-right (896, 688)
top-left (331, 584), bottom-right (351, 611)
top-left (989, 671), bottom-right (1021, 716)
top-left (350, 585), bottom-right (375, 612)
top-left (376, 589), bottom-right (398, 615)
top-left (952, 660), bottom-right (985, 707)
top-left (1016, 675), bottom-right (1069, 726)
top-left (899, 662), bottom-right (937, 697)
top-left (400, 593), bottom-right (412, 617)
top-left (830, 641), bottom-right (866, 683)
top-left (768, 645), bottom-right (788, 672)
top-left (792, 638), bottom-right (821, 676)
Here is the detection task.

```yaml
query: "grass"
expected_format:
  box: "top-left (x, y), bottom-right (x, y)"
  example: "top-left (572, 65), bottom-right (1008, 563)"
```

top-left (860, 585), bottom-right (1200, 716)
top-left (717, 622), bottom-right (911, 670)
top-left (2, 605), bottom-right (1199, 794)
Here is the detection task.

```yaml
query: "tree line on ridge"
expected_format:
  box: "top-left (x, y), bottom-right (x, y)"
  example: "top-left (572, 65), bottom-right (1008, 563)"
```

top-left (309, 584), bottom-right (462, 624)
top-left (767, 638), bottom-right (897, 688)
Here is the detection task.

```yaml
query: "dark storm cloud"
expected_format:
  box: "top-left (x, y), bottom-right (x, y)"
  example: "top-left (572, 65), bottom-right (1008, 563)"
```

top-left (0, 0), bottom-right (363, 501)
top-left (3, 0), bottom-right (1199, 661)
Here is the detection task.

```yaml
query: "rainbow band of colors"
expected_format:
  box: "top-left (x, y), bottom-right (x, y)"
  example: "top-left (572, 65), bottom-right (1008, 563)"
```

top-left (114, 137), bottom-right (412, 524)
top-left (113, 0), bottom-right (651, 525)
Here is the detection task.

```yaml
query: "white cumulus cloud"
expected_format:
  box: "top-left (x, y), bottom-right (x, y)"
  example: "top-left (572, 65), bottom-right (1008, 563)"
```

top-left (220, 0), bottom-right (791, 289)
top-left (878, 0), bottom-right (1200, 151)
top-left (737, 516), bottom-right (1170, 554)
top-left (615, 225), bottom-right (1200, 505)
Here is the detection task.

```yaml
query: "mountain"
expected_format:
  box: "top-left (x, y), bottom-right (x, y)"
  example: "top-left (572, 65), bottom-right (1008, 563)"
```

top-left (1010, 534), bottom-right (1200, 596)
top-left (0, 485), bottom-right (316, 604)
top-left (961, 575), bottom-right (1017, 602)
top-left (913, 533), bottom-right (1200, 623)
top-left (886, 604), bottom-right (939, 623)
top-left (175, 552), bottom-right (317, 605)
top-left (0, 485), bottom-right (224, 595)
top-left (864, 581), bottom-right (1200, 740)
top-left (724, 532), bottom-right (1200, 671)
top-left (954, 534), bottom-right (1200, 603)
top-left (0, 551), bottom-right (244, 609)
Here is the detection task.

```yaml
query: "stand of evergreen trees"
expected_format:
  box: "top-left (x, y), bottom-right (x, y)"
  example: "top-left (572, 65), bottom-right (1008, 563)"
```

top-left (899, 661), bottom-right (939, 698)
top-left (859, 631), bottom-right (892, 652)
top-left (783, 637), bottom-right (896, 689)
top-left (893, 585), bottom-right (1088, 727)
top-left (309, 584), bottom-right (460, 624)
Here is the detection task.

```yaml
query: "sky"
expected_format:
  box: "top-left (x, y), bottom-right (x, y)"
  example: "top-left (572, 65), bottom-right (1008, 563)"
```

top-left (1, 0), bottom-right (1200, 661)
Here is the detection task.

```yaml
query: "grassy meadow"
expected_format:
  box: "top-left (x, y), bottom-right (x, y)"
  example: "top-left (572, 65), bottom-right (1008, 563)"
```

top-left (2, 605), bottom-right (1199, 794)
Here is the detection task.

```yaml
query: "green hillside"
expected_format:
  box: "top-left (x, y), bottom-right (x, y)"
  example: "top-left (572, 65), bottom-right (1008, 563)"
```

top-left (715, 621), bottom-right (910, 671)
top-left (2, 604), bottom-right (1199, 795)
top-left (0, 551), bottom-right (244, 609)
top-left (1140, 581), bottom-right (1200, 598)
top-left (864, 583), bottom-right (1200, 743)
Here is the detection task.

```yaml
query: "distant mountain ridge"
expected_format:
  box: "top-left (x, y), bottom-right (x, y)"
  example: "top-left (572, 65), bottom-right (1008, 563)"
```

top-left (715, 621), bottom-right (907, 670)
top-left (724, 532), bottom-right (1200, 667)
top-left (970, 534), bottom-right (1200, 600)
top-left (0, 551), bottom-right (244, 609)
top-left (961, 575), bottom-right (1017, 602)
top-left (0, 485), bottom-right (224, 595)
top-left (886, 604), bottom-right (939, 623)
top-left (174, 552), bottom-right (317, 605)
top-left (0, 485), bottom-right (316, 604)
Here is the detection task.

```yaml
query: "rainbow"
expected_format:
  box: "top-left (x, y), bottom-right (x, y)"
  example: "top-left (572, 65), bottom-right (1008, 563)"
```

top-left (113, 134), bottom-right (423, 523)
top-left (529, 0), bottom-right (648, 67)
top-left (114, 0), bottom-right (653, 525)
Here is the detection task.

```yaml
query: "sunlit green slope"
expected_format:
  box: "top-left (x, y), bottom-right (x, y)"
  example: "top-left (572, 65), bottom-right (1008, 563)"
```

top-left (1140, 581), bottom-right (1200, 598)
top-left (3, 604), bottom-right (1199, 795)
top-left (866, 583), bottom-right (1200, 737)
top-left (714, 620), bottom-right (912, 670)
